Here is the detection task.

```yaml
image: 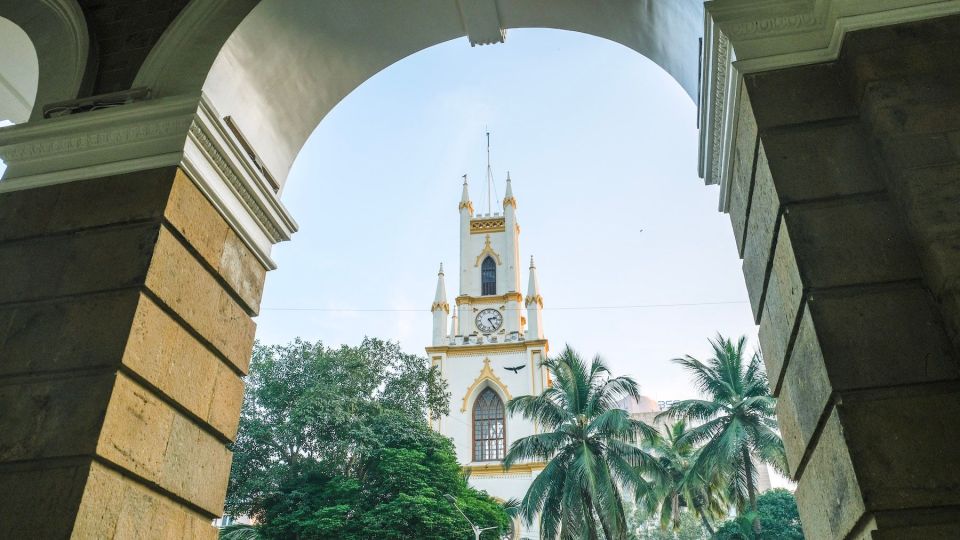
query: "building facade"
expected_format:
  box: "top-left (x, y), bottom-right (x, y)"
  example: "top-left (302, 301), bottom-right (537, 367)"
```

top-left (427, 175), bottom-right (547, 539)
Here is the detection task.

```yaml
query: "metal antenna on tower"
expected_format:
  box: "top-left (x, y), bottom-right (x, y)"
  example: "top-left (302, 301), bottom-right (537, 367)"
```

top-left (486, 130), bottom-right (498, 215)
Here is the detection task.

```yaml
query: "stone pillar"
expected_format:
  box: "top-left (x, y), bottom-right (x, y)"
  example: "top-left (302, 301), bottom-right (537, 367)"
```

top-left (0, 94), bottom-right (295, 537)
top-left (729, 15), bottom-right (960, 540)
top-left (0, 167), bottom-right (265, 537)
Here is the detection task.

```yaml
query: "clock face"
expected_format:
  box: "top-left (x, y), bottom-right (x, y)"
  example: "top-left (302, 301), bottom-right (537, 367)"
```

top-left (475, 308), bottom-right (503, 333)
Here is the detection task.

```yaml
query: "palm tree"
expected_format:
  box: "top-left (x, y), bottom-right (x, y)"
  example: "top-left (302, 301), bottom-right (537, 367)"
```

top-left (503, 346), bottom-right (659, 540)
top-left (636, 420), bottom-right (727, 536)
top-left (658, 334), bottom-right (787, 540)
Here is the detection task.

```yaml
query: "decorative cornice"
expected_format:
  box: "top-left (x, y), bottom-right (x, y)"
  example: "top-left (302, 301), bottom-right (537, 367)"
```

top-left (426, 339), bottom-right (549, 356)
top-left (456, 292), bottom-right (522, 305)
top-left (699, 0), bottom-right (960, 212)
top-left (431, 301), bottom-right (450, 313)
top-left (474, 234), bottom-right (503, 266)
top-left (502, 195), bottom-right (516, 208)
top-left (459, 200), bottom-right (474, 214)
top-left (460, 358), bottom-right (512, 412)
top-left (0, 93), bottom-right (298, 270)
top-left (464, 461), bottom-right (547, 477)
top-left (471, 217), bottom-right (505, 234)
top-left (525, 294), bottom-right (543, 308)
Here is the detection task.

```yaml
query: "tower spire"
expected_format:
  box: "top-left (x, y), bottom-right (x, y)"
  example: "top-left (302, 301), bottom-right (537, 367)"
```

top-left (526, 256), bottom-right (544, 339)
top-left (431, 263), bottom-right (449, 345)
top-left (503, 171), bottom-right (516, 208)
top-left (459, 174), bottom-right (473, 215)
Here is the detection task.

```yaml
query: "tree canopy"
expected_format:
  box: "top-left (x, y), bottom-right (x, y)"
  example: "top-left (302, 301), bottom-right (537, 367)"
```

top-left (658, 335), bottom-right (787, 539)
top-left (224, 338), bottom-right (508, 539)
top-left (713, 489), bottom-right (804, 540)
top-left (254, 410), bottom-right (509, 539)
top-left (504, 345), bottom-right (659, 540)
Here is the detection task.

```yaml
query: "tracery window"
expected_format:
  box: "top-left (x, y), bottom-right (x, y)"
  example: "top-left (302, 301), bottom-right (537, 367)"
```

top-left (481, 256), bottom-right (496, 295)
top-left (473, 387), bottom-right (505, 461)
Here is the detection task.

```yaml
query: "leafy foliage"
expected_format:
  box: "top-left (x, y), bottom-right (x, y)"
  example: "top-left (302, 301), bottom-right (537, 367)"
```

top-left (625, 504), bottom-right (708, 540)
top-left (634, 421), bottom-right (728, 536)
top-left (225, 338), bottom-right (509, 539)
top-left (226, 338), bottom-right (450, 515)
top-left (254, 410), bottom-right (509, 539)
top-left (504, 345), bottom-right (659, 540)
top-left (713, 489), bottom-right (803, 540)
top-left (657, 335), bottom-right (787, 538)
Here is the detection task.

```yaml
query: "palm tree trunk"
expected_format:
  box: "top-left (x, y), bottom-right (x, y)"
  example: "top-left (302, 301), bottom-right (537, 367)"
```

top-left (697, 509), bottom-right (715, 536)
top-left (743, 447), bottom-right (761, 539)
top-left (691, 500), bottom-right (715, 536)
top-left (582, 491), bottom-right (600, 540)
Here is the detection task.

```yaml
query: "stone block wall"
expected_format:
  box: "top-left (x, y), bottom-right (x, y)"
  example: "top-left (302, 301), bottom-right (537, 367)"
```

top-left (0, 167), bottom-right (265, 538)
top-left (728, 15), bottom-right (960, 540)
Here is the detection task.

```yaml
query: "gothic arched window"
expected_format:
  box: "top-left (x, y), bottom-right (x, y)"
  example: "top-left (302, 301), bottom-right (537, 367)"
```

top-left (473, 387), bottom-right (505, 461)
top-left (481, 256), bottom-right (497, 295)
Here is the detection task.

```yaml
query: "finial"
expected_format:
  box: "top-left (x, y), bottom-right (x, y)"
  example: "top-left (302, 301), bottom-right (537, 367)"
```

top-left (459, 174), bottom-right (473, 213)
top-left (530, 255), bottom-right (536, 268)
top-left (438, 262), bottom-right (444, 275)
top-left (503, 170), bottom-right (516, 208)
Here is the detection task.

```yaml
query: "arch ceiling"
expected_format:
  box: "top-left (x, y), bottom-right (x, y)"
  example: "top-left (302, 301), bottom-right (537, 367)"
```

top-left (0, 18), bottom-right (38, 123)
top-left (0, 1), bottom-right (88, 123)
top-left (136, 0), bottom-right (703, 190)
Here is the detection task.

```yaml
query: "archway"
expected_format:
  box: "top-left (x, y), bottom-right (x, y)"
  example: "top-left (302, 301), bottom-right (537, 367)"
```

top-left (0, 2), bottom-right (958, 538)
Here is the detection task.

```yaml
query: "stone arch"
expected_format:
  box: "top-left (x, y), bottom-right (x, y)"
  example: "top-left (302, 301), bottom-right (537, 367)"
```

top-left (0, 0), bottom-right (90, 122)
top-left (133, 0), bottom-right (703, 189)
top-left (0, 17), bottom-right (37, 124)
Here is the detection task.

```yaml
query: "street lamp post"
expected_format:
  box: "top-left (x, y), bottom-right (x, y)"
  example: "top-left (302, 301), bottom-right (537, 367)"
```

top-left (445, 494), bottom-right (499, 540)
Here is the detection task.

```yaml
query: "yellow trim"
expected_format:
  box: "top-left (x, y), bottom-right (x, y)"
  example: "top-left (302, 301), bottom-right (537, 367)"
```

top-left (426, 339), bottom-right (549, 356)
top-left (474, 234), bottom-right (502, 266)
top-left (464, 461), bottom-right (548, 476)
top-left (455, 292), bottom-right (522, 305)
top-left (470, 217), bottom-right (505, 234)
top-left (460, 358), bottom-right (512, 412)
top-left (459, 201), bottom-right (474, 213)
top-left (430, 301), bottom-right (449, 313)
top-left (502, 196), bottom-right (517, 208)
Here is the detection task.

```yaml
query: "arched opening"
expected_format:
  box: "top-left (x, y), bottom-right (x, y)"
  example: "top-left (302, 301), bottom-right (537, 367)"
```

top-left (2, 2), bottom-right (955, 538)
top-left (0, 17), bottom-right (38, 125)
top-left (473, 387), bottom-right (506, 462)
top-left (481, 256), bottom-right (497, 296)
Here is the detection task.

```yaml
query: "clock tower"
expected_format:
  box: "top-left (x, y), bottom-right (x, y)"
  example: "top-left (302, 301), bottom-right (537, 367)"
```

top-left (427, 173), bottom-right (547, 539)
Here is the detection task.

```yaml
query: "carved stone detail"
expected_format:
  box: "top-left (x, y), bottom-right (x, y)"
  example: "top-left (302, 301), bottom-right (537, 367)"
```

top-left (187, 122), bottom-right (284, 241)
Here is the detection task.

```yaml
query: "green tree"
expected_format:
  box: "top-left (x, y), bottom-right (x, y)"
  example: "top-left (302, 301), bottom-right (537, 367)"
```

top-left (225, 338), bottom-right (450, 515)
top-left (658, 335), bottom-right (787, 540)
top-left (254, 410), bottom-right (509, 539)
top-left (635, 421), bottom-right (727, 536)
top-left (713, 489), bottom-right (803, 540)
top-left (626, 505), bottom-right (707, 540)
top-left (504, 346), bottom-right (659, 540)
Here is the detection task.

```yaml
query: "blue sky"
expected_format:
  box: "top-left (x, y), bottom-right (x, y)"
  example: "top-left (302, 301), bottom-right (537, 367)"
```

top-left (0, 30), bottom-right (758, 401)
top-left (253, 29), bottom-right (759, 401)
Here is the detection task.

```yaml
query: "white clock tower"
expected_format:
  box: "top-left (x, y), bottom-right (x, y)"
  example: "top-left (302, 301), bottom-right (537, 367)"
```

top-left (427, 173), bottom-right (547, 539)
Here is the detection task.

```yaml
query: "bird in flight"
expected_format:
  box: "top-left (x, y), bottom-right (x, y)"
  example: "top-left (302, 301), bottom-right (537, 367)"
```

top-left (504, 364), bottom-right (526, 373)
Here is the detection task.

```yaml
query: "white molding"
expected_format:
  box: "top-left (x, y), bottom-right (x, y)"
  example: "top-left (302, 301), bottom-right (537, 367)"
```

top-left (456, 0), bottom-right (506, 46)
top-left (0, 94), bottom-right (298, 270)
top-left (699, 0), bottom-right (960, 212)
